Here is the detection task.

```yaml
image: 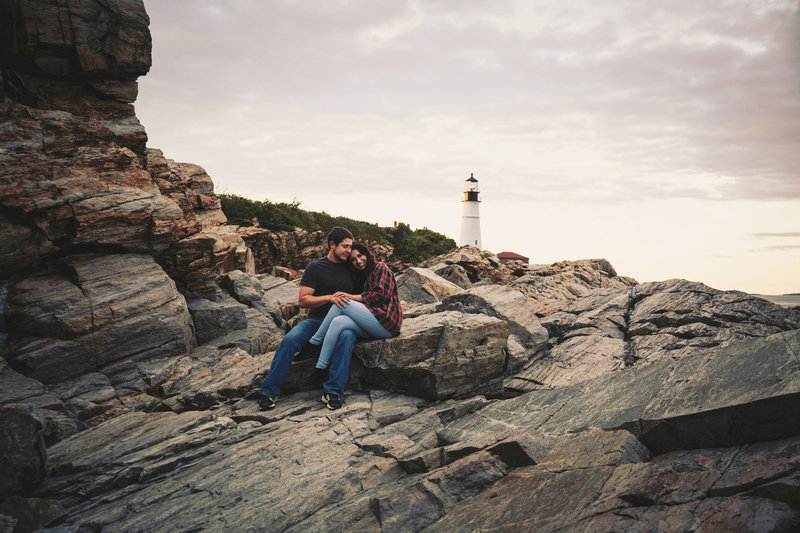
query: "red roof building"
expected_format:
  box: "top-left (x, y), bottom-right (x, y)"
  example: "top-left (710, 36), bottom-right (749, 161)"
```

top-left (497, 251), bottom-right (529, 264)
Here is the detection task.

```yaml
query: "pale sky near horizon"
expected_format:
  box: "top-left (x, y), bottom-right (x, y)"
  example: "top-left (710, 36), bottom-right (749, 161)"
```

top-left (137, 0), bottom-right (800, 295)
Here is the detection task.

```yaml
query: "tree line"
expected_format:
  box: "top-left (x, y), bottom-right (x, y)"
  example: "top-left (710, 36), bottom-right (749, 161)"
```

top-left (219, 193), bottom-right (456, 263)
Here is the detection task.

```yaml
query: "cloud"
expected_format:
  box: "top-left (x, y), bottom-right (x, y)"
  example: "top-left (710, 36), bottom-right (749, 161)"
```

top-left (750, 232), bottom-right (800, 238)
top-left (139, 0), bottom-right (800, 208)
top-left (749, 245), bottom-right (800, 252)
top-left (748, 230), bottom-right (800, 252)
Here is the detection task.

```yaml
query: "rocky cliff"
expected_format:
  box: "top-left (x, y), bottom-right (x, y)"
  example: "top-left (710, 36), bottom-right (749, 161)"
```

top-left (2, 2), bottom-right (800, 532)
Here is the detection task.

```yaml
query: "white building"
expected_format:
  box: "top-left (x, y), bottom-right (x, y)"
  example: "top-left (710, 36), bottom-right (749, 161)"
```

top-left (458, 173), bottom-right (482, 249)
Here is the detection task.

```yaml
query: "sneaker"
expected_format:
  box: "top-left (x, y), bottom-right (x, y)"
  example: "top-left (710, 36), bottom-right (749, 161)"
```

top-left (300, 367), bottom-right (328, 390)
top-left (294, 342), bottom-right (322, 363)
top-left (258, 395), bottom-right (276, 411)
top-left (321, 393), bottom-right (343, 410)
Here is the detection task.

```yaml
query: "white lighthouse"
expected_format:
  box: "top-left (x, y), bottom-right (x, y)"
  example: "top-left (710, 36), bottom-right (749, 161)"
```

top-left (458, 173), bottom-right (482, 249)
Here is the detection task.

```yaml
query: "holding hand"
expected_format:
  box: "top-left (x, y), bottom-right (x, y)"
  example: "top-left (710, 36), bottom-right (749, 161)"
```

top-left (330, 292), bottom-right (351, 308)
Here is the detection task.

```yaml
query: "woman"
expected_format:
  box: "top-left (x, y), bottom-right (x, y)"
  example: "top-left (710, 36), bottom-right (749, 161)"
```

top-left (304, 241), bottom-right (402, 385)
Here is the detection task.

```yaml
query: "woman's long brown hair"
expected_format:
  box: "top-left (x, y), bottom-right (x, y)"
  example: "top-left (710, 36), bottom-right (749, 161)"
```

top-left (351, 241), bottom-right (376, 291)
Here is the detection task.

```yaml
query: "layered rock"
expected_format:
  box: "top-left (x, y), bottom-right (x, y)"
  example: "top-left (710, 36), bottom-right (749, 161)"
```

top-left (395, 267), bottom-right (464, 304)
top-left (237, 226), bottom-right (394, 274)
top-left (0, 104), bottom-right (182, 267)
top-left (0, 0), bottom-right (267, 443)
top-left (0, 405), bottom-right (48, 496)
top-left (439, 329), bottom-right (800, 450)
top-left (439, 284), bottom-right (548, 351)
top-left (6, 254), bottom-right (193, 384)
top-left (18, 331), bottom-right (800, 532)
top-left (146, 149), bottom-right (254, 298)
top-left (421, 246), bottom-right (521, 284)
top-left (352, 311), bottom-right (509, 400)
top-left (509, 278), bottom-right (800, 393)
top-left (510, 257), bottom-right (637, 306)
top-left (237, 227), bottom-right (327, 272)
top-left (0, 0), bottom-right (252, 298)
top-left (0, 0), bottom-right (151, 146)
top-left (629, 278), bottom-right (800, 360)
top-left (1, 0), bottom-right (163, 274)
top-left (145, 148), bottom-right (227, 238)
top-left (425, 432), bottom-right (800, 532)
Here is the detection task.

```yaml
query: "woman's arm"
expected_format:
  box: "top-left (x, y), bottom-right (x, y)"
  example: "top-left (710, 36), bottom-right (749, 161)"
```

top-left (328, 291), bottom-right (364, 307)
top-left (299, 287), bottom-right (352, 309)
top-left (362, 263), bottom-right (395, 308)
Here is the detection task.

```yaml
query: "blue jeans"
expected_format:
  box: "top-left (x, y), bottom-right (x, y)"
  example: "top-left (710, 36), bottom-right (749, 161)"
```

top-left (309, 301), bottom-right (393, 369)
top-left (259, 317), bottom-right (357, 399)
top-left (259, 318), bottom-right (322, 397)
top-left (324, 329), bottom-right (356, 398)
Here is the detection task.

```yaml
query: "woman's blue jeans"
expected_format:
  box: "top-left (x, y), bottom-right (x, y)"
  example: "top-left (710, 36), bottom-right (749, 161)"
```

top-left (309, 300), bottom-right (393, 369)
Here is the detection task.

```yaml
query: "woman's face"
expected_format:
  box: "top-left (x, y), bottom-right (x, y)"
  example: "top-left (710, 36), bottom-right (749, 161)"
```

top-left (350, 249), bottom-right (368, 270)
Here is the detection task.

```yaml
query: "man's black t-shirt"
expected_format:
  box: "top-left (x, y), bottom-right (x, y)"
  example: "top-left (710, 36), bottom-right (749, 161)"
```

top-left (300, 257), bottom-right (356, 318)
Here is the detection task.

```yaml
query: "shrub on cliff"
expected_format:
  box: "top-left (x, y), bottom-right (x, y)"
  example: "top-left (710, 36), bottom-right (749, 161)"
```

top-left (389, 223), bottom-right (456, 262)
top-left (219, 194), bottom-right (385, 241)
top-left (219, 194), bottom-right (455, 262)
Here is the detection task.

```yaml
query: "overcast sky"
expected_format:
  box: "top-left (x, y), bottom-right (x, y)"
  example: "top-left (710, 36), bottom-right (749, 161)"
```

top-left (137, 0), bottom-right (800, 294)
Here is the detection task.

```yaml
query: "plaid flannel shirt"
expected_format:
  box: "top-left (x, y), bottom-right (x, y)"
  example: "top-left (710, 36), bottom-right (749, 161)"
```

top-left (362, 262), bottom-right (403, 335)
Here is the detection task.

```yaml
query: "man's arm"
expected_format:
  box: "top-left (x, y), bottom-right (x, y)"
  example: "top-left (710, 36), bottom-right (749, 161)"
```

top-left (299, 286), bottom-right (352, 309)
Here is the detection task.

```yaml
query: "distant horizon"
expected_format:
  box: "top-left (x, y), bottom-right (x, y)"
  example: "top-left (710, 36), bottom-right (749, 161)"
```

top-left (216, 188), bottom-right (798, 298)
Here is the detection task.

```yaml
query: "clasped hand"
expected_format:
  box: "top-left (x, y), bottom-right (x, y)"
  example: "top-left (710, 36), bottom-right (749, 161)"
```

top-left (330, 292), bottom-right (351, 308)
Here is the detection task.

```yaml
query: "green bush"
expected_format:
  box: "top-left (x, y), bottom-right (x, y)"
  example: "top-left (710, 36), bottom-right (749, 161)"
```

top-left (388, 223), bottom-right (456, 262)
top-left (219, 194), bottom-right (456, 262)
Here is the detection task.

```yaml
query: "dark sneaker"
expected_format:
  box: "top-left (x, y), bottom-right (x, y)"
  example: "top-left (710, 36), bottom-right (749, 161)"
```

top-left (294, 342), bottom-right (322, 363)
top-left (321, 393), bottom-right (343, 410)
top-left (258, 395), bottom-right (276, 411)
top-left (300, 367), bottom-right (328, 390)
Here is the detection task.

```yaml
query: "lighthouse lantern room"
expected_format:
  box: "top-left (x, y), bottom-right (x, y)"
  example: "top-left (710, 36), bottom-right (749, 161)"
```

top-left (458, 173), bottom-right (482, 249)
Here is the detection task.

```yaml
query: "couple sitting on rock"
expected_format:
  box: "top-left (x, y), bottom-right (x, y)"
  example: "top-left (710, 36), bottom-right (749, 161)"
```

top-left (258, 227), bottom-right (402, 411)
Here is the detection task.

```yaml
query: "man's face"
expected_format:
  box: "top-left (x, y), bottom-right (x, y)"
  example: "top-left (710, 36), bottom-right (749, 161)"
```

top-left (330, 238), bottom-right (353, 263)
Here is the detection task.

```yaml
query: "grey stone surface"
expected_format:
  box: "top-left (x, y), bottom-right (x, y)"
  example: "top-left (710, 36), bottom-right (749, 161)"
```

top-left (6, 254), bottom-right (193, 384)
top-left (439, 284), bottom-right (548, 350)
top-left (433, 263), bottom-right (473, 289)
top-left (0, 496), bottom-right (66, 533)
top-left (198, 306), bottom-right (282, 355)
top-left (188, 297), bottom-right (248, 344)
top-left (221, 270), bottom-right (286, 328)
top-left (352, 311), bottom-right (509, 399)
top-left (423, 433), bottom-right (800, 532)
top-left (508, 280), bottom-right (800, 394)
top-left (0, 359), bottom-right (47, 405)
top-left (154, 347), bottom-right (270, 412)
top-left (440, 329), bottom-right (800, 453)
top-left (259, 275), bottom-right (300, 304)
top-left (0, 406), bottom-right (47, 496)
top-left (395, 267), bottom-right (464, 304)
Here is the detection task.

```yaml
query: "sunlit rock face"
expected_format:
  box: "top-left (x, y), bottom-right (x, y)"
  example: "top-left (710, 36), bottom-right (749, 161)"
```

top-left (2, 2), bottom-right (800, 532)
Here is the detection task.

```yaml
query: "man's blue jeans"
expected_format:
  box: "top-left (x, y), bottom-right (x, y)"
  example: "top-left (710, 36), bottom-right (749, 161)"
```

top-left (259, 317), bottom-right (356, 399)
top-left (324, 329), bottom-right (356, 399)
top-left (259, 318), bottom-right (322, 397)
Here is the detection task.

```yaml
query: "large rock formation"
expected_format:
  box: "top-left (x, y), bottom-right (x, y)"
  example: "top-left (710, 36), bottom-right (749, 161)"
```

top-left (0, 0), bottom-right (252, 300)
top-left (2, 2), bottom-right (800, 532)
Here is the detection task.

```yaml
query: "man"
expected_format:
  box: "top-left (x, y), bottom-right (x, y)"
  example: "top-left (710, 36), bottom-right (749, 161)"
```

top-left (258, 226), bottom-right (357, 411)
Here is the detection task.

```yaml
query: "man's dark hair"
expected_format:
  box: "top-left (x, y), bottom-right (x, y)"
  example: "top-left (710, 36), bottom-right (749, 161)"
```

top-left (327, 226), bottom-right (354, 248)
